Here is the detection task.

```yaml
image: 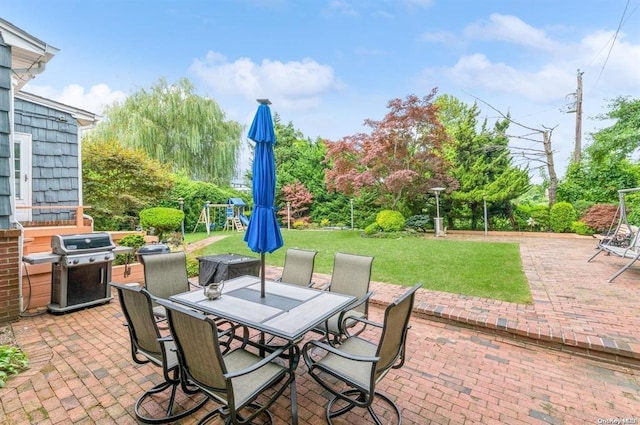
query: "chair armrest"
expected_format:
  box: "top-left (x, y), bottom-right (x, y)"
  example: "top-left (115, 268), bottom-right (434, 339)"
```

top-left (302, 339), bottom-right (380, 364)
top-left (347, 291), bottom-right (373, 311)
top-left (337, 291), bottom-right (373, 325)
top-left (223, 345), bottom-right (289, 379)
top-left (316, 281), bottom-right (331, 291)
top-left (188, 278), bottom-right (202, 289)
top-left (342, 315), bottom-right (383, 330)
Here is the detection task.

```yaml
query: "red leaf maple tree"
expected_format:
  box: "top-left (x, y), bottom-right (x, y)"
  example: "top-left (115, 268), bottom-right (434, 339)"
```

top-left (324, 91), bottom-right (458, 210)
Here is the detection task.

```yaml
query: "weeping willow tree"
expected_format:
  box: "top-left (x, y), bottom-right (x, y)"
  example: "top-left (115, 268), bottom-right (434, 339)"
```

top-left (88, 78), bottom-right (242, 184)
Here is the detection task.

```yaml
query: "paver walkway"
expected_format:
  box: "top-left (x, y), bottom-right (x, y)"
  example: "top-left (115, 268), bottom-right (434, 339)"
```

top-left (1, 233), bottom-right (640, 424)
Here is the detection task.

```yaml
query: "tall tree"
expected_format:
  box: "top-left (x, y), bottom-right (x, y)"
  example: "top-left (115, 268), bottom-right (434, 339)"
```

top-left (469, 95), bottom-right (559, 207)
top-left (83, 138), bottom-right (174, 230)
top-left (436, 95), bottom-right (530, 229)
top-left (324, 91), bottom-right (458, 212)
top-left (587, 97), bottom-right (640, 164)
top-left (558, 96), bottom-right (640, 204)
top-left (88, 78), bottom-right (242, 185)
top-left (272, 115), bottom-right (343, 223)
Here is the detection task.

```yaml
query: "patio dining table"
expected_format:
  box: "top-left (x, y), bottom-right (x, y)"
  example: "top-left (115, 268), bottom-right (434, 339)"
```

top-left (168, 274), bottom-right (357, 424)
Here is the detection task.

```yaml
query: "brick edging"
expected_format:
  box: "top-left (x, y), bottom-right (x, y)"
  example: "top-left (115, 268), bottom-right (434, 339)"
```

top-left (369, 296), bottom-right (640, 369)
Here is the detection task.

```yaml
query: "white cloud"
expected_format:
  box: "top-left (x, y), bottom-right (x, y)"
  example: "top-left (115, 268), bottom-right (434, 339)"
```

top-left (436, 53), bottom-right (574, 103)
top-left (420, 16), bottom-right (640, 108)
top-left (465, 14), bottom-right (560, 52)
top-left (24, 83), bottom-right (127, 115)
top-left (578, 30), bottom-right (640, 95)
top-left (190, 51), bottom-right (343, 110)
top-left (416, 15), bottom-right (640, 181)
top-left (326, 0), bottom-right (359, 17)
top-left (420, 30), bottom-right (462, 47)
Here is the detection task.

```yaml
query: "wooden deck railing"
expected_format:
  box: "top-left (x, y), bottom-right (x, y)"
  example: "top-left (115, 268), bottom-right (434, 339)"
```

top-left (16, 205), bottom-right (91, 227)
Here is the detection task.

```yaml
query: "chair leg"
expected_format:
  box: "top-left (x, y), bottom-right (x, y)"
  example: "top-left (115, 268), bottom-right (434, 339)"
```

top-left (326, 389), bottom-right (402, 425)
top-left (135, 379), bottom-right (208, 424)
top-left (207, 402), bottom-right (274, 425)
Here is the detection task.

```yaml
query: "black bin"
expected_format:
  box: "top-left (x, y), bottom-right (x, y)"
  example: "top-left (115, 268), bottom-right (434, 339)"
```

top-left (136, 243), bottom-right (170, 263)
top-left (198, 253), bottom-right (260, 286)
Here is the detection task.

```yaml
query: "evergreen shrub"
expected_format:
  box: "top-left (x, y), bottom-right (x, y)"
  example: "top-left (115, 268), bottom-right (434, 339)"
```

top-left (571, 221), bottom-right (596, 236)
top-left (549, 202), bottom-right (577, 233)
top-left (514, 204), bottom-right (550, 231)
top-left (375, 210), bottom-right (406, 232)
top-left (405, 215), bottom-right (430, 232)
top-left (140, 207), bottom-right (184, 241)
top-left (364, 222), bottom-right (381, 235)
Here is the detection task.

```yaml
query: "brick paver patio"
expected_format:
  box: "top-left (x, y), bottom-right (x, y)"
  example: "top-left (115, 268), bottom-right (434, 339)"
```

top-left (1, 233), bottom-right (640, 424)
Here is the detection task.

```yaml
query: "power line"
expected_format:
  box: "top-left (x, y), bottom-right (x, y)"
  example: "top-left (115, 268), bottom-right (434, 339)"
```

top-left (594, 0), bottom-right (633, 86)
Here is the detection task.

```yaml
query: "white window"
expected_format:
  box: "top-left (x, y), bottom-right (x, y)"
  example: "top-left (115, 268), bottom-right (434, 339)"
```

top-left (14, 132), bottom-right (32, 222)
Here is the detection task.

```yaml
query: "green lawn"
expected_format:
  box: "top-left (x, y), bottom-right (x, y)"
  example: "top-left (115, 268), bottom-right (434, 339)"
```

top-left (190, 230), bottom-right (532, 304)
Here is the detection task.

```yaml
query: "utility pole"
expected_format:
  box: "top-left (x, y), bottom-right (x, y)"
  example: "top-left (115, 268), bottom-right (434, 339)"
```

top-left (573, 69), bottom-right (584, 163)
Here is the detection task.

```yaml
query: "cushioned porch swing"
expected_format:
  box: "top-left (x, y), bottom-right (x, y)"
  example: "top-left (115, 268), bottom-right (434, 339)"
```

top-left (588, 187), bottom-right (640, 281)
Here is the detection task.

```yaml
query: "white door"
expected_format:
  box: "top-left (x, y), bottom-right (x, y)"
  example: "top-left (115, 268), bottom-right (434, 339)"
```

top-left (14, 132), bottom-right (32, 222)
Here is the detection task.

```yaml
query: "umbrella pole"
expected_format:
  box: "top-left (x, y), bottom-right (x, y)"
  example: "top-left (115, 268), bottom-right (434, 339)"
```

top-left (261, 252), bottom-right (266, 298)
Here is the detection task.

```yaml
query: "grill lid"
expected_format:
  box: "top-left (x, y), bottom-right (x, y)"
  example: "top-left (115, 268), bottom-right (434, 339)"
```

top-left (51, 232), bottom-right (116, 255)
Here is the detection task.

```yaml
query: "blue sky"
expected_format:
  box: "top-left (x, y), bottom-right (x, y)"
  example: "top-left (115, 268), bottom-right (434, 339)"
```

top-left (2, 0), bottom-right (640, 180)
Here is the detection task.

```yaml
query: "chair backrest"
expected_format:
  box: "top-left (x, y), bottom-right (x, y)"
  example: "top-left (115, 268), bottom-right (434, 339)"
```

top-left (330, 252), bottom-right (374, 312)
top-left (280, 248), bottom-right (317, 287)
top-left (112, 283), bottom-right (163, 364)
top-left (142, 251), bottom-right (190, 300)
top-left (375, 283), bottom-right (421, 381)
top-left (159, 299), bottom-right (228, 394)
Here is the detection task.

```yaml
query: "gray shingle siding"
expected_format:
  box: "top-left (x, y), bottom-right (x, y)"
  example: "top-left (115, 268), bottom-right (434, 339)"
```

top-left (0, 36), bottom-right (10, 229)
top-left (14, 98), bottom-right (80, 221)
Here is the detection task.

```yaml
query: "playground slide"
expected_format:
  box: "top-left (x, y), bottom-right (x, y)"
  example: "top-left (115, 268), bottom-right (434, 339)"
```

top-left (239, 214), bottom-right (249, 226)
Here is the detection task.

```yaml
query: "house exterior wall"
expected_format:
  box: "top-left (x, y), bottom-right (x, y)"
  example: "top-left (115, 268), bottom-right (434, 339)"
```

top-left (0, 34), bottom-right (21, 323)
top-left (14, 98), bottom-right (80, 221)
top-left (0, 34), bottom-right (11, 229)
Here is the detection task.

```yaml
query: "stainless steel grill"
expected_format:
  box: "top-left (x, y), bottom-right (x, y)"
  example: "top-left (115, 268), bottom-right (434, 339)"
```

top-left (24, 232), bottom-right (130, 313)
top-left (50, 233), bottom-right (116, 313)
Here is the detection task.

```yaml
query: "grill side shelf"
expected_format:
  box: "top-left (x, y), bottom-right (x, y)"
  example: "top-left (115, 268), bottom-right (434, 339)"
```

top-left (22, 253), bottom-right (62, 265)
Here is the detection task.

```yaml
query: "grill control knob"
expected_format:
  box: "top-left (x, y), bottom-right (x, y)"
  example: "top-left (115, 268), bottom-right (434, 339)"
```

top-left (104, 255), bottom-right (111, 261)
top-left (72, 259), bottom-right (79, 265)
top-left (89, 257), bottom-right (95, 262)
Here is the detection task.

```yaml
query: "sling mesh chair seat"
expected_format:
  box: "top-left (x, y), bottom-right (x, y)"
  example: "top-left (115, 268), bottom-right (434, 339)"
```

top-left (111, 282), bottom-right (208, 424)
top-left (315, 252), bottom-right (374, 346)
top-left (303, 283), bottom-right (421, 425)
top-left (276, 248), bottom-right (318, 287)
top-left (141, 250), bottom-right (199, 319)
top-left (156, 298), bottom-right (298, 425)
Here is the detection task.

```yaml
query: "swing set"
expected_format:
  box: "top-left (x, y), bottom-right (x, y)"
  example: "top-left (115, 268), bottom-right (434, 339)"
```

top-left (192, 200), bottom-right (248, 234)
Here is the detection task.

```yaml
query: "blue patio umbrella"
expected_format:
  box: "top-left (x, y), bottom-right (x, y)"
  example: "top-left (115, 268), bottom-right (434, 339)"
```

top-left (244, 99), bottom-right (284, 297)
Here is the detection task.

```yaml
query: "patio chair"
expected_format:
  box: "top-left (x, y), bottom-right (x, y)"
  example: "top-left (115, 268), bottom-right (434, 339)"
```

top-left (276, 248), bottom-right (317, 287)
top-left (315, 252), bottom-right (374, 346)
top-left (111, 282), bottom-right (207, 424)
top-left (141, 250), bottom-right (198, 319)
top-left (156, 297), bottom-right (298, 425)
top-left (302, 283), bottom-right (421, 425)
